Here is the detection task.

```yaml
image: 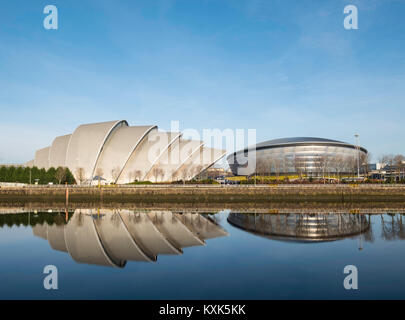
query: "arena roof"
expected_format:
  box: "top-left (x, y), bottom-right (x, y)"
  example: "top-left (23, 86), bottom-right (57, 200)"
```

top-left (230, 136), bottom-right (368, 156)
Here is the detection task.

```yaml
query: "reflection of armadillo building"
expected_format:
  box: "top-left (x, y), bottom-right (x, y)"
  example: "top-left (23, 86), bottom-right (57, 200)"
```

top-left (27, 120), bottom-right (226, 183)
top-left (33, 210), bottom-right (228, 267)
top-left (227, 212), bottom-right (369, 242)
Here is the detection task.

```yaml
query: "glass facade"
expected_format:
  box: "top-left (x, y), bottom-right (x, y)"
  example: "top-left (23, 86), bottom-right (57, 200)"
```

top-left (228, 138), bottom-right (368, 176)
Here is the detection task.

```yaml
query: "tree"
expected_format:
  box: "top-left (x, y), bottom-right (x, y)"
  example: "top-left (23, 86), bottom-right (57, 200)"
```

top-left (256, 158), bottom-right (267, 183)
top-left (273, 158), bottom-right (282, 180)
top-left (360, 152), bottom-right (372, 177)
top-left (111, 166), bottom-right (121, 183)
top-left (282, 157), bottom-right (291, 180)
top-left (157, 168), bottom-right (165, 182)
top-left (294, 156), bottom-right (304, 179)
top-left (65, 168), bottom-right (76, 184)
top-left (75, 167), bottom-right (86, 185)
top-left (151, 167), bottom-right (159, 182)
top-left (316, 154), bottom-right (332, 181)
top-left (332, 155), bottom-right (346, 182)
top-left (180, 166), bottom-right (189, 184)
top-left (132, 170), bottom-right (143, 182)
top-left (379, 154), bottom-right (394, 168)
top-left (394, 154), bottom-right (405, 181)
top-left (55, 167), bottom-right (67, 184)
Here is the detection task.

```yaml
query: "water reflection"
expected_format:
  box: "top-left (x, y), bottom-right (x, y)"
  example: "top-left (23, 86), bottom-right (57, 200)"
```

top-left (379, 214), bottom-right (405, 240)
top-left (227, 212), bottom-right (371, 242)
top-left (32, 209), bottom-right (228, 268)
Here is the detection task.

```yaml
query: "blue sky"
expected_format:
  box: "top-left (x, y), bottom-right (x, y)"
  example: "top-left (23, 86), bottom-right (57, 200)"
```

top-left (0, 0), bottom-right (404, 163)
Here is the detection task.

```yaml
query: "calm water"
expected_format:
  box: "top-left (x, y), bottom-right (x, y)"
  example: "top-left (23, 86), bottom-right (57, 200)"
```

top-left (0, 207), bottom-right (405, 299)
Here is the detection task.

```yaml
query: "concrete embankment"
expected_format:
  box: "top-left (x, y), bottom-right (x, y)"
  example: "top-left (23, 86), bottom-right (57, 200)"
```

top-left (0, 184), bottom-right (405, 204)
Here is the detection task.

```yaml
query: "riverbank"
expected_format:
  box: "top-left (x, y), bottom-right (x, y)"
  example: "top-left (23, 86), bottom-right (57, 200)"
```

top-left (0, 184), bottom-right (405, 204)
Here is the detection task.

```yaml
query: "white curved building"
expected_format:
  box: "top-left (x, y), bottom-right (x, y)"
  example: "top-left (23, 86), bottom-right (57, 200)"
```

top-left (28, 120), bottom-right (226, 184)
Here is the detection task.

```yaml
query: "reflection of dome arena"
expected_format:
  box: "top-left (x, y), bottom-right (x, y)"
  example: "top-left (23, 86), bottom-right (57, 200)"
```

top-left (227, 137), bottom-right (368, 176)
top-left (227, 212), bottom-right (370, 242)
top-left (27, 120), bottom-right (226, 183)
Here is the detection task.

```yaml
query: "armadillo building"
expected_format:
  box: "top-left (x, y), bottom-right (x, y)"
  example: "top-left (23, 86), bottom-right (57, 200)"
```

top-left (227, 137), bottom-right (368, 177)
top-left (27, 120), bottom-right (226, 184)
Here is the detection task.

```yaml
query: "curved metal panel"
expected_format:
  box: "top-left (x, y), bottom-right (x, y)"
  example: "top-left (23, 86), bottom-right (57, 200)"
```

top-left (118, 131), bottom-right (181, 183)
top-left (49, 134), bottom-right (71, 168)
top-left (142, 132), bottom-right (182, 181)
top-left (150, 139), bottom-right (204, 182)
top-left (33, 146), bottom-right (50, 169)
top-left (179, 147), bottom-right (226, 181)
top-left (65, 210), bottom-right (122, 267)
top-left (120, 211), bottom-right (181, 256)
top-left (143, 133), bottom-right (184, 182)
top-left (25, 159), bottom-right (34, 167)
top-left (191, 147), bottom-right (226, 180)
top-left (47, 223), bottom-right (68, 252)
top-left (65, 120), bottom-right (128, 182)
top-left (94, 125), bottom-right (156, 183)
top-left (175, 213), bottom-right (228, 240)
top-left (147, 211), bottom-right (204, 248)
top-left (93, 210), bottom-right (154, 263)
top-left (32, 223), bottom-right (48, 240)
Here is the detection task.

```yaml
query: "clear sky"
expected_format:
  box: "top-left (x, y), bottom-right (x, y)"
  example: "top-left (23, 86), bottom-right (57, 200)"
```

top-left (0, 0), bottom-right (404, 164)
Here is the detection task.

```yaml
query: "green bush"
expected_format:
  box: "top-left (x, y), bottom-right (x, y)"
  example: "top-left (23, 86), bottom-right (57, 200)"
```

top-left (127, 180), bottom-right (153, 185)
top-left (0, 166), bottom-right (76, 185)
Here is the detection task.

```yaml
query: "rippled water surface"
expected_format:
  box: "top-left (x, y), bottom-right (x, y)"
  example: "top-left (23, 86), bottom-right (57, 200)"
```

top-left (1, 208), bottom-right (405, 299)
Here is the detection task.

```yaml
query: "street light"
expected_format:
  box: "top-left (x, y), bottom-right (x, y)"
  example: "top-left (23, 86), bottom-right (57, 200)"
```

top-left (355, 134), bottom-right (360, 178)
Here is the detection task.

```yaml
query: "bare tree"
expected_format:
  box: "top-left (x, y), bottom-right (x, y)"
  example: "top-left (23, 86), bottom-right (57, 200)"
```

top-left (294, 155), bottom-right (304, 179)
top-left (317, 154), bottom-right (332, 181)
top-left (151, 167), bottom-right (159, 182)
top-left (132, 170), bottom-right (143, 182)
top-left (127, 171), bottom-right (134, 183)
top-left (394, 154), bottom-right (405, 181)
top-left (180, 166), bottom-right (189, 184)
top-left (360, 152), bottom-right (372, 177)
top-left (75, 167), bottom-right (86, 185)
top-left (171, 169), bottom-right (179, 181)
top-left (111, 166), bottom-right (121, 183)
top-left (273, 157), bottom-right (282, 181)
top-left (282, 156), bottom-right (291, 180)
top-left (347, 156), bottom-right (357, 177)
top-left (265, 158), bottom-right (273, 179)
top-left (256, 158), bottom-right (267, 183)
top-left (314, 154), bottom-right (323, 179)
top-left (157, 168), bottom-right (165, 182)
top-left (379, 154), bottom-right (394, 168)
top-left (332, 155), bottom-right (346, 182)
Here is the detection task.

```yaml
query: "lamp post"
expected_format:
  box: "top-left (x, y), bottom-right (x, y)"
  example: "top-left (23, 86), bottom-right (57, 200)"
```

top-left (355, 134), bottom-right (360, 178)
